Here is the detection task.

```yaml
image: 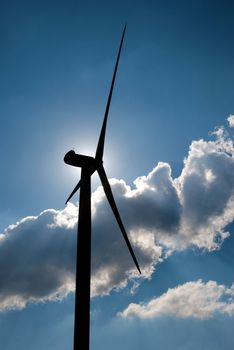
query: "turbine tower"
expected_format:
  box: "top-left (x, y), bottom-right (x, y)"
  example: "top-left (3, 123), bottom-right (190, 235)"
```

top-left (64, 25), bottom-right (141, 350)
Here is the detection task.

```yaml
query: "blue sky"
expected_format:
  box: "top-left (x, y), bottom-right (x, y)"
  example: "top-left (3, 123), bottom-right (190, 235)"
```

top-left (1, 1), bottom-right (234, 349)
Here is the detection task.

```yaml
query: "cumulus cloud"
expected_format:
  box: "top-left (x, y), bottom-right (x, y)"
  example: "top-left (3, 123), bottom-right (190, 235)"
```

top-left (0, 125), bottom-right (234, 311)
top-left (119, 279), bottom-right (234, 320)
top-left (227, 115), bottom-right (234, 127)
top-left (0, 206), bottom-right (77, 311)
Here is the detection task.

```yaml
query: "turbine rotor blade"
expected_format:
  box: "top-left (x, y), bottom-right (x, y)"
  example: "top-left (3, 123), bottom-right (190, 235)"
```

top-left (95, 24), bottom-right (126, 162)
top-left (97, 165), bottom-right (141, 274)
top-left (65, 180), bottom-right (81, 204)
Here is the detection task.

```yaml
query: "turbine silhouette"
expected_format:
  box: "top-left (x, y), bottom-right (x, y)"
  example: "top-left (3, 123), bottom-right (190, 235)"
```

top-left (64, 25), bottom-right (141, 350)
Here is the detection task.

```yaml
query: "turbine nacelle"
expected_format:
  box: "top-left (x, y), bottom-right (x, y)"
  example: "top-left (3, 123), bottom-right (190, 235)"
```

top-left (64, 150), bottom-right (99, 170)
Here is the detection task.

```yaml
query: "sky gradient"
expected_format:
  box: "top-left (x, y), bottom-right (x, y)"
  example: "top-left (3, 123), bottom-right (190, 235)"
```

top-left (1, 1), bottom-right (234, 349)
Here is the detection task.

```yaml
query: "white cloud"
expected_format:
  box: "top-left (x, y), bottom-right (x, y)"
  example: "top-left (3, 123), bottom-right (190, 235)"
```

top-left (227, 115), bottom-right (234, 127)
top-left (119, 279), bottom-right (234, 320)
top-left (0, 125), bottom-right (234, 311)
top-left (0, 206), bottom-right (77, 311)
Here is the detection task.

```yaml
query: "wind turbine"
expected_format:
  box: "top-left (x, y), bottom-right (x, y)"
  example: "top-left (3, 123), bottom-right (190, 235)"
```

top-left (64, 25), bottom-right (141, 350)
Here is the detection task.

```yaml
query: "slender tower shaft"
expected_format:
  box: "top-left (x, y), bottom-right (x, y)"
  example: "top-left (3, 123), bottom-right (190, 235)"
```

top-left (74, 167), bottom-right (92, 350)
